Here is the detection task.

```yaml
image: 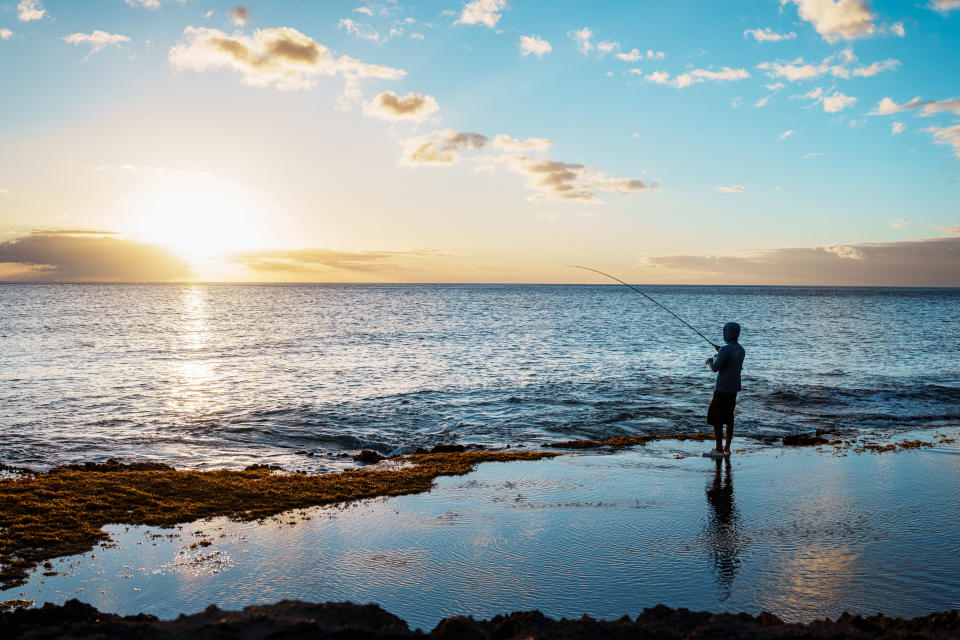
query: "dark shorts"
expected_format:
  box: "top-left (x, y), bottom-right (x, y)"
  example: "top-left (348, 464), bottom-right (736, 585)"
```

top-left (707, 391), bottom-right (737, 427)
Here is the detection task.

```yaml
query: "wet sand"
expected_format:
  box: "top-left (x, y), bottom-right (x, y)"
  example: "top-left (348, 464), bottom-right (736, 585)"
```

top-left (1, 428), bottom-right (958, 631)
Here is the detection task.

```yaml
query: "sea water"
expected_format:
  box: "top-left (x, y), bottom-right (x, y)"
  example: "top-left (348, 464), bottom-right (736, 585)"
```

top-left (1, 284), bottom-right (958, 470)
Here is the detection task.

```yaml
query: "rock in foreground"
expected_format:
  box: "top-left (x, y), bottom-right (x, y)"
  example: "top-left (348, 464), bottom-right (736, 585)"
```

top-left (3, 600), bottom-right (959, 639)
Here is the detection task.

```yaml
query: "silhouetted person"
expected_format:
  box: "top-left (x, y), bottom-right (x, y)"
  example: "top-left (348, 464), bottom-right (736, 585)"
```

top-left (705, 457), bottom-right (741, 601)
top-left (705, 322), bottom-right (745, 456)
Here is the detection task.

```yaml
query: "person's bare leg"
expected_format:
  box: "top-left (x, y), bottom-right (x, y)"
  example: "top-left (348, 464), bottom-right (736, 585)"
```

top-left (723, 423), bottom-right (734, 454)
top-left (713, 423), bottom-right (723, 452)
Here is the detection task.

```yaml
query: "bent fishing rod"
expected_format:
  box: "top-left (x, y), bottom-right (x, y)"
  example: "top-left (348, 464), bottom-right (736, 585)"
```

top-left (569, 265), bottom-right (721, 351)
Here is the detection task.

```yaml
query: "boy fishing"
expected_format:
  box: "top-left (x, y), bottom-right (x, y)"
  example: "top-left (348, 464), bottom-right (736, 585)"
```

top-left (705, 322), bottom-right (745, 457)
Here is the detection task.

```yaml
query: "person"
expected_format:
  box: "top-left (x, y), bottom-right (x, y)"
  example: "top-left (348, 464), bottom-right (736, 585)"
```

top-left (704, 322), bottom-right (745, 456)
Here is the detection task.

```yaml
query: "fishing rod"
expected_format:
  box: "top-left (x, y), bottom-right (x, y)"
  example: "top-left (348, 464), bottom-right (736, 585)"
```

top-left (569, 265), bottom-right (721, 351)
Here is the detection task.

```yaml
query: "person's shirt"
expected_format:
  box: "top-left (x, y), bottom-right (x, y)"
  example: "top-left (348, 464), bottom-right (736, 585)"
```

top-left (708, 341), bottom-right (745, 393)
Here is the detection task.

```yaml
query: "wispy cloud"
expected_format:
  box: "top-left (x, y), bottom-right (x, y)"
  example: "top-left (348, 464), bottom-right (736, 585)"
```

top-left (758, 48), bottom-right (898, 82)
top-left (63, 31), bottom-right (131, 58)
top-left (230, 5), bottom-right (250, 26)
top-left (797, 87), bottom-right (857, 112)
top-left (568, 27), bottom-right (593, 55)
top-left (0, 28), bottom-right (13, 40)
top-left (924, 125), bottom-right (960, 159)
top-left (650, 67), bottom-right (748, 89)
top-left (890, 218), bottom-right (909, 228)
top-left (230, 248), bottom-right (441, 273)
top-left (776, 129), bottom-right (794, 141)
top-left (929, 0), bottom-right (960, 14)
top-left (891, 121), bottom-right (905, 134)
top-left (869, 96), bottom-right (960, 117)
top-left (715, 185), bottom-right (746, 193)
top-left (744, 28), bottom-right (797, 42)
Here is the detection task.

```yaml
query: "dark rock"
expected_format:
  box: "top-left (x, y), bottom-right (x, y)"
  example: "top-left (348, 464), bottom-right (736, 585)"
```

top-left (2, 600), bottom-right (958, 639)
top-left (50, 459), bottom-right (175, 473)
top-left (782, 434), bottom-right (828, 446)
top-left (244, 464), bottom-right (284, 471)
top-left (429, 444), bottom-right (467, 454)
top-left (354, 450), bottom-right (385, 464)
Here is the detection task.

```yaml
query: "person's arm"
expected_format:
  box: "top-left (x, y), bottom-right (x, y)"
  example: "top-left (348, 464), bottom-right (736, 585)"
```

top-left (709, 346), bottom-right (728, 372)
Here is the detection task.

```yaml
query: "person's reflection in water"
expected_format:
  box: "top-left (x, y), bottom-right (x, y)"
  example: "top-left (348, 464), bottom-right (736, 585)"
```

top-left (705, 457), bottom-right (742, 602)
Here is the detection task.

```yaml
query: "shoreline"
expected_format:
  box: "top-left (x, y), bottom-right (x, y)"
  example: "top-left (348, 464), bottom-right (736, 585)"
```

top-left (3, 599), bottom-right (959, 639)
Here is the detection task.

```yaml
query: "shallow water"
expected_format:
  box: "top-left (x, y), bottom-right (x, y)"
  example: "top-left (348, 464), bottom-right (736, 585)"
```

top-left (5, 431), bottom-right (958, 629)
top-left (1, 284), bottom-right (958, 471)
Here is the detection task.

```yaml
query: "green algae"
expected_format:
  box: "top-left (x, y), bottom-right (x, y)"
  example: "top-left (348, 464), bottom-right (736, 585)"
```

top-left (0, 450), bottom-right (558, 589)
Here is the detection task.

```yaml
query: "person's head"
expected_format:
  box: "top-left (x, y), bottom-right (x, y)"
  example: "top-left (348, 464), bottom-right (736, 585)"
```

top-left (722, 322), bottom-right (740, 343)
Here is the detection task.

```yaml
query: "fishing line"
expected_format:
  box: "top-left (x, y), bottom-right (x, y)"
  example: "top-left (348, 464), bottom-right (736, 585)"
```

top-left (569, 265), bottom-right (720, 351)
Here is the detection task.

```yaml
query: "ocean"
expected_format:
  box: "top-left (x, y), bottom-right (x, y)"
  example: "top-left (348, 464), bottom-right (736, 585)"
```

top-left (2, 283), bottom-right (958, 471)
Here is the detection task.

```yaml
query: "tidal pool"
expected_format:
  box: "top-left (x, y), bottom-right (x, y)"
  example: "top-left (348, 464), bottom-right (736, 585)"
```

top-left (3, 431), bottom-right (959, 630)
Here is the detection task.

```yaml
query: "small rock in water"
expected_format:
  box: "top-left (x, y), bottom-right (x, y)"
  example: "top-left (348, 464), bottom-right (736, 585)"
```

top-left (353, 450), bottom-right (385, 464)
top-left (428, 444), bottom-right (467, 454)
top-left (782, 434), bottom-right (828, 446)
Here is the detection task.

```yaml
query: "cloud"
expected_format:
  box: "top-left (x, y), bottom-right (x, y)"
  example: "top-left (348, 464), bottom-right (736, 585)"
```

top-left (401, 128), bottom-right (488, 165)
top-left (363, 90), bottom-right (439, 122)
top-left (715, 185), bottom-right (746, 193)
top-left (646, 71), bottom-right (670, 84)
top-left (869, 96), bottom-right (960, 117)
top-left (0, 230), bottom-right (190, 282)
top-left (229, 248), bottom-right (439, 273)
top-left (803, 152), bottom-right (825, 158)
top-left (929, 0), bottom-right (960, 13)
top-left (891, 121), bottom-right (905, 134)
top-left (744, 28), bottom-right (797, 42)
top-left (125, 0), bottom-right (162, 7)
top-left (63, 31), bottom-right (131, 58)
top-left (519, 35), bottom-right (551, 58)
top-left (758, 48), bottom-right (898, 81)
top-left (890, 218), bottom-right (908, 228)
top-left (491, 134), bottom-right (554, 154)
top-left (568, 27), bottom-right (593, 54)
top-left (596, 40), bottom-right (618, 56)
top-left (798, 86), bottom-right (857, 112)
top-left (230, 5), bottom-right (250, 26)
top-left (776, 129), bottom-right (794, 141)
top-left (168, 26), bottom-right (404, 91)
top-left (670, 67), bottom-right (749, 88)
top-left (502, 157), bottom-right (655, 202)
top-left (456, 0), bottom-right (506, 28)
top-left (890, 21), bottom-right (905, 36)
top-left (755, 95), bottom-right (771, 107)
top-left (17, 0), bottom-right (44, 21)
top-left (339, 18), bottom-right (380, 42)
top-left (925, 124), bottom-right (960, 159)
top-left (616, 48), bottom-right (641, 62)
top-left (0, 28), bottom-right (12, 40)
top-left (781, 0), bottom-right (875, 41)
top-left (641, 236), bottom-right (960, 286)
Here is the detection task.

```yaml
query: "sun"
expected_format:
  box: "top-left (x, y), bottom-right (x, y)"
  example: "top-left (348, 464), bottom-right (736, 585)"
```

top-left (130, 182), bottom-right (263, 260)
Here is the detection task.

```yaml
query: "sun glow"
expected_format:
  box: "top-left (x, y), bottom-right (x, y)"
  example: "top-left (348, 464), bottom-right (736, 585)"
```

top-left (130, 182), bottom-right (264, 260)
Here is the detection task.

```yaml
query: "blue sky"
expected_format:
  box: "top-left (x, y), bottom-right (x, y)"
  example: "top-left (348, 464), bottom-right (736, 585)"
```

top-left (0, 0), bottom-right (958, 284)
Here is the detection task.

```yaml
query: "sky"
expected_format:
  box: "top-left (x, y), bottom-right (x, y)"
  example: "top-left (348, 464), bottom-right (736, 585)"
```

top-left (0, 0), bottom-right (958, 285)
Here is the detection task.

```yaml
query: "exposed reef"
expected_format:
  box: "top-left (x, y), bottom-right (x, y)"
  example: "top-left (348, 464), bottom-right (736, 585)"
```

top-left (545, 432), bottom-right (714, 449)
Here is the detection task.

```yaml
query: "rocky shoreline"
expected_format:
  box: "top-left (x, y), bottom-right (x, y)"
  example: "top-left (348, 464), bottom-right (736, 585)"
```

top-left (3, 599), bottom-right (959, 639)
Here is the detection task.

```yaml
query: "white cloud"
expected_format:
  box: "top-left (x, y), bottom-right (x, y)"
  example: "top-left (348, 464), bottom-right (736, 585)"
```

top-left (781, 0), bottom-right (875, 41)
top-left (930, 0), bottom-right (960, 12)
top-left (890, 218), bottom-right (909, 228)
top-left (891, 121), bottom-right (905, 134)
top-left (890, 21), bottom-right (905, 37)
top-left (17, 0), bottom-right (44, 21)
top-left (758, 48), bottom-right (898, 81)
top-left (803, 152), bottom-right (825, 158)
top-left (519, 35), bottom-right (551, 58)
top-left (671, 67), bottom-right (749, 88)
top-left (807, 89), bottom-right (857, 112)
top-left (339, 18), bottom-right (380, 42)
top-left (597, 40), bottom-right (618, 56)
top-left (168, 26), bottom-right (405, 91)
top-left (125, 0), bottom-right (186, 7)
top-left (755, 95), bottom-right (771, 107)
top-left (648, 50), bottom-right (665, 59)
top-left (925, 124), bottom-right (960, 158)
top-left (646, 71), bottom-right (670, 84)
top-left (363, 91), bottom-right (439, 122)
top-left (0, 28), bottom-right (13, 40)
top-left (203, 9), bottom-right (213, 19)
top-left (63, 31), bottom-right (131, 57)
top-left (230, 6), bottom-right (250, 26)
top-left (615, 48), bottom-right (641, 62)
top-left (568, 27), bottom-right (592, 54)
top-left (776, 129), bottom-right (794, 141)
top-left (491, 134), bottom-right (554, 154)
top-left (766, 82), bottom-right (785, 91)
top-left (456, 0), bottom-right (506, 28)
top-left (354, 6), bottom-right (373, 16)
top-left (716, 185), bottom-right (746, 193)
top-left (869, 96), bottom-right (960, 117)
top-left (744, 28), bottom-right (797, 42)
